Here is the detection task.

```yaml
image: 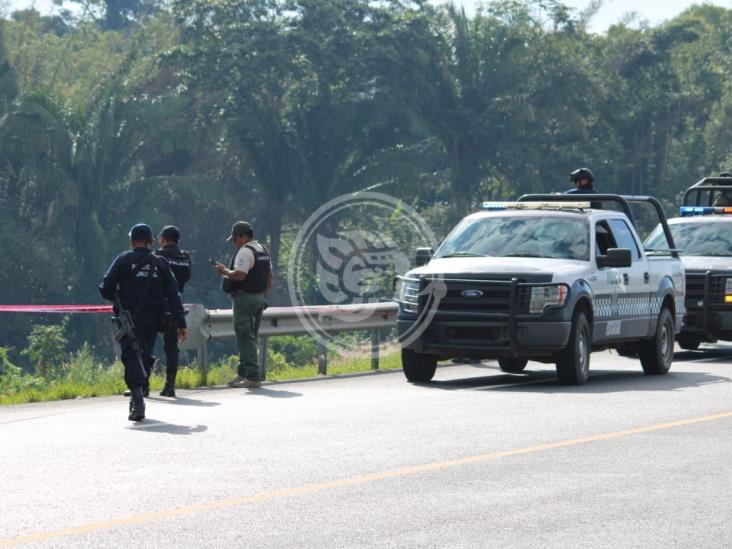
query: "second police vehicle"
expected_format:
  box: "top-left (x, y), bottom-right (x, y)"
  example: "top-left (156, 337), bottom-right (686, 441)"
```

top-left (395, 194), bottom-right (685, 384)
top-left (646, 176), bottom-right (732, 350)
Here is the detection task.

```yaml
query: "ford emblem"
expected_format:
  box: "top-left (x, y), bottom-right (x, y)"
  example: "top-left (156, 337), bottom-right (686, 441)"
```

top-left (461, 289), bottom-right (483, 299)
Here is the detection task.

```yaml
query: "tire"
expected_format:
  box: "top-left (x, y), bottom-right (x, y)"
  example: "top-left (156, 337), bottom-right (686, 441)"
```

top-left (677, 333), bottom-right (700, 351)
top-left (401, 349), bottom-right (437, 382)
top-left (555, 311), bottom-right (591, 385)
top-left (640, 307), bottom-right (674, 375)
top-left (498, 357), bottom-right (528, 373)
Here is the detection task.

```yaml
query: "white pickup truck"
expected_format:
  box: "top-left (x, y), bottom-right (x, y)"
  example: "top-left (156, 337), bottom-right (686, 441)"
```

top-left (645, 176), bottom-right (732, 350)
top-left (395, 195), bottom-right (685, 384)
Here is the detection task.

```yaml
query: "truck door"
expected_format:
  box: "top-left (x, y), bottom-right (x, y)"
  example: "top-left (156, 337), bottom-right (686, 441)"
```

top-left (593, 220), bottom-right (651, 342)
top-left (607, 218), bottom-right (653, 339)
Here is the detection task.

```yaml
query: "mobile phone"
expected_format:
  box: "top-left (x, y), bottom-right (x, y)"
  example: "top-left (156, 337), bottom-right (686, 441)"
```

top-left (209, 259), bottom-right (217, 265)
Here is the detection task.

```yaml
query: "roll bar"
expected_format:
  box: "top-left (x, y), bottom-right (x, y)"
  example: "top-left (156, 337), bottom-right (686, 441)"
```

top-left (683, 177), bottom-right (732, 206)
top-left (517, 194), bottom-right (678, 258)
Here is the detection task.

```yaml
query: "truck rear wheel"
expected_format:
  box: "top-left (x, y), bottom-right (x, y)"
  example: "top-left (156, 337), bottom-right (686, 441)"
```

top-left (677, 333), bottom-right (700, 351)
top-left (555, 311), bottom-right (591, 385)
top-left (401, 349), bottom-right (437, 382)
top-left (640, 307), bottom-right (674, 375)
top-left (498, 357), bottom-right (528, 373)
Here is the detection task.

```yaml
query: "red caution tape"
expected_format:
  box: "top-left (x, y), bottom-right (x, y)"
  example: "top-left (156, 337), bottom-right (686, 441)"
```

top-left (0, 305), bottom-right (113, 314)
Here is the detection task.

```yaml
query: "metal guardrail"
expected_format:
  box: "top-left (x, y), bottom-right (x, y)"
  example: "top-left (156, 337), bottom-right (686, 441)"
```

top-left (180, 302), bottom-right (399, 381)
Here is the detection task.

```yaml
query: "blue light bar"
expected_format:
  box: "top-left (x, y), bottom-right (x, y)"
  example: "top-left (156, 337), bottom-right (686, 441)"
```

top-left (679, 206), bottom-right (732, 216)
top-left (481, 203), bottom-right (508, 211)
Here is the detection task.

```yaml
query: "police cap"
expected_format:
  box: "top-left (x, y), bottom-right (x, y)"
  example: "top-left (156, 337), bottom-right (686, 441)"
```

top-left (159, 225), bottom-right (181, 242)
top-left (227, 221), bottom-right (253, 241)
top-left (129, 223), bottom-right (153, 242)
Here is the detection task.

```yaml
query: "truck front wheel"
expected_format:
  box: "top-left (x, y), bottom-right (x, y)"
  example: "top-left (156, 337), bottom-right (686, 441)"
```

top-left (402, 349), bottom-right (438, 382)
top-left (555, 311), bottom-right (591, 385)
top-left (639, 307), bottom-right (674, 375)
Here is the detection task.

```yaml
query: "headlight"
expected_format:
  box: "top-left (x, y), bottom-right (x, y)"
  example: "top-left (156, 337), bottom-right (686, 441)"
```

top-left (529, 284), bottom-right (569, 314)
top-left (395, 277), bottom-right (420, 312)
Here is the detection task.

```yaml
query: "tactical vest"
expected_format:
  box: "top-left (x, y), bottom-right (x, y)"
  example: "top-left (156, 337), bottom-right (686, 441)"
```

top-left (224, 244), bottom-right (271, 294)
top-left (155, 246), bottom-right (192, 292)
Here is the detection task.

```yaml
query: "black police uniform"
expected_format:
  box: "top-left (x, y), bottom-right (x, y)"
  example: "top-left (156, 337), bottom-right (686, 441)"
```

top-left (155, 244), bottom-right (192, 390)
top-left (565, 184), bottom-right (600, 209)
top-left (99, 248), bottom-right (186, 391)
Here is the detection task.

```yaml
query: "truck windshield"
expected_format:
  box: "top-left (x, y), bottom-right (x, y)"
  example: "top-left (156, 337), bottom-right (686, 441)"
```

top-left (646, 221), bottom-right (732, 256)
top-left (436, 215), bottom-right (590, 261)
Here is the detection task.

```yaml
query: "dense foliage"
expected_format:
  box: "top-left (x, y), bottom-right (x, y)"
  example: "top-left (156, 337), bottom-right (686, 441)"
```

top-left (0, 0), bottom-right (731, 371)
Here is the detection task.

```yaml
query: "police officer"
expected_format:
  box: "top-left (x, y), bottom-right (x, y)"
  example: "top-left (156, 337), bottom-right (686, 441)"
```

top-left (212, 221), bottom-right (272, 389)
top-left (99, 224), bottom-right (187, 421)
top-left (565, 168), bottom-right (598, 194)
top-left (155, 225), bottom-right (192, 398)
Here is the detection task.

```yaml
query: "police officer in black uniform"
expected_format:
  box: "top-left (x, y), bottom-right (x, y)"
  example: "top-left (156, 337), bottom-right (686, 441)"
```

top-left (565, 167), bottom-right (602, 209)
top-left (155, 225), bottom-right (192, 397)
top-left (565, 167), bottom-right (598, 194)
top-left (99, 224), bottom-right (187, 421)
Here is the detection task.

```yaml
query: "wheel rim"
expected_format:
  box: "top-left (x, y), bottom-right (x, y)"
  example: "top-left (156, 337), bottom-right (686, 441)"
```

top-left (577, 325), bottom-right (588, 375)
top-left (660, 320), bottom-right (672, 364)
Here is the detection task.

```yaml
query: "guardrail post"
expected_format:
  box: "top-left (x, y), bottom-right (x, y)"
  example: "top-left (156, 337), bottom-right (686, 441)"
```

top-left (371, 329), bottom-right (380, 370)
top-left (197, 340), bottom-right (209, 386)
top-left (318, 339), bottom-right (328, 375)
top-left (259, 336), bottom-right (268, 381)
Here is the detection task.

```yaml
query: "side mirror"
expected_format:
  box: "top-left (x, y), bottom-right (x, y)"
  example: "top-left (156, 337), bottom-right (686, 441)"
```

top-left (597, 248), bottom-right (632, 269)
top-left (415, 247), bottom-right (433, 266)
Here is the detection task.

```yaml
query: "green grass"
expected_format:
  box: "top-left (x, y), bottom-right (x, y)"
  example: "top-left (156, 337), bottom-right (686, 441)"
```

top-left (0, 352), bottom-right (401, 405)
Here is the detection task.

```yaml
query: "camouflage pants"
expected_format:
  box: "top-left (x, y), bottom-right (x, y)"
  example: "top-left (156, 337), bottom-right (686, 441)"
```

top-left (232, 291), bottom-right (266, 380)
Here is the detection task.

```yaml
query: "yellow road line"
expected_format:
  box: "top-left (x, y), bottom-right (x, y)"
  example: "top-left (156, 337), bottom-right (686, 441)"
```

top-left (3, 411), bottom-right (731, 546)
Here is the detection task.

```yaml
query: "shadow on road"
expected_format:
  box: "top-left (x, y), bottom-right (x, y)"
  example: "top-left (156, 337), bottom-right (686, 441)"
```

top-left (126, 421), bottom-right (208, 435)
top-left (674, 348), bottom-right (732, 363)
top-left (145, 396), bottom-right (221, 407)
top-left (243, 387), bottom-right (302, 398)
top-left (425, 370), bottom-right (557, 390)
top-left (417, 348), bottom-right (732, 393)
top-left (423, 368), bottom-right (729, 394)
top-left (497, 369), bottom-right (729, 393)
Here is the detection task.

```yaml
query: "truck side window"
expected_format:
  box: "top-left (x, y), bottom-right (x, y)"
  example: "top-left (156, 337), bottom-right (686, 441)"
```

top-left (607, 219), bottom-right (641, 260)
top-left (595, 222), bottom-right (616, 256)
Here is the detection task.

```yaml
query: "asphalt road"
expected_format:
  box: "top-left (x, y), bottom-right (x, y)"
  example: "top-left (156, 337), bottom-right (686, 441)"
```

top-left (1, 346), bottom-right (731, 548)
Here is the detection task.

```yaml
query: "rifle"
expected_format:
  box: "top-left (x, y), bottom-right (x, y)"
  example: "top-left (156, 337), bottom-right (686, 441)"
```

top-left (112, 294), bottom-right (148, 379)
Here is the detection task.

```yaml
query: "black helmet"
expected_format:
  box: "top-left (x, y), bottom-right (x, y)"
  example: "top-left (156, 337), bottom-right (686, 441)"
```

top-left (719, 172), bottom-right (732, 178)
top-left (570, 168), bottom-right (594, 184)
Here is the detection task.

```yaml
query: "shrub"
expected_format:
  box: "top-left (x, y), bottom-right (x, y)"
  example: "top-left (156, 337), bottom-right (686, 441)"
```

top-left (22, 318), bottom-right (69, 379)
top-left (0, 347), bottom-right (23, 389)
top-left (268, 335), bottom-right (319, 367)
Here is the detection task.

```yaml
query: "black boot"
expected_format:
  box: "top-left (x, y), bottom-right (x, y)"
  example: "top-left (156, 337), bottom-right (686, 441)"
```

top-left (128, 387), bottom-right (146, 422)
top-left (160, 382), bottom-right (176, 397)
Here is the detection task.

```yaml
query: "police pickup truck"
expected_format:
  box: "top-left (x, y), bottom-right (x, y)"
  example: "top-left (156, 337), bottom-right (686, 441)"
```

top-left (395, 195), bottom-right (685, 384)
top-left (645, 176), bottom-right (732, 350)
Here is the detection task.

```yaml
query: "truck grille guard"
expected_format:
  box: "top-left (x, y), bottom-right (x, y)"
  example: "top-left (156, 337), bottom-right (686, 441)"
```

top-left (416, 276), bottom-right (564, 357)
